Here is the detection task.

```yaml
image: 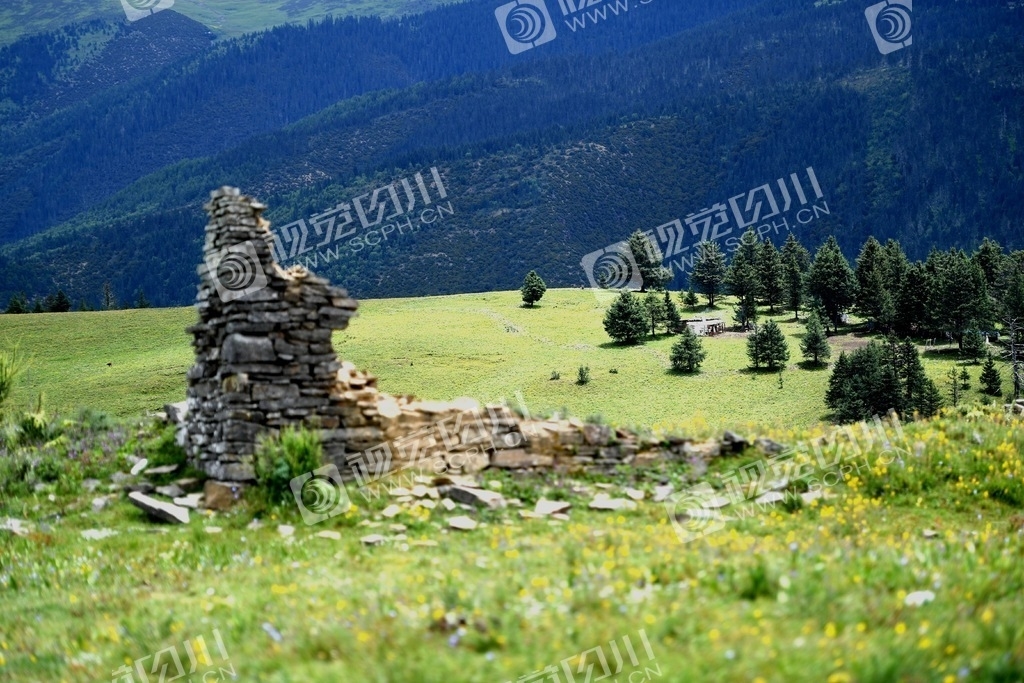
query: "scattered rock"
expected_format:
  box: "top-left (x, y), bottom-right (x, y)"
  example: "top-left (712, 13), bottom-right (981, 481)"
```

top-left (277, 525), bottom-right (295, 538)
top-left (722, 430), bottom-right (749, 453)
top-left (588, 495), bottom-right (638, 512)
top-left (130, 459), bottom-right (149, 476)
top-left (261, 622), bottom-right (283, 643)
top-left (91, 497), bottom-right (110, 512)
top-left (415, 499), bottom-right (437, 510)
top-left (316, 530), bottom-right (342, 540)
top-left (754, 491), bottom-right (787, 505)
top-left (246, 519), bottom-right (263, 531)
top-left (361, 534), bottom-right (387, 546)
top-left (164, 401), bottom-right (190, 424)
top-left (448, 516), bottom-right (479, 531)
top-left (441, 499), bottom-right (457, 512)
top-left (389, 524), bottom-right (408, 533)
top-left (755, 438), bottom-right (787, 455)
top-left (82, 479), bottom-right (102, 493)
top-left (653, 485), bottom-right (674, 503)
top-left (81, 529), bottom-right (117, 541)
top-left (127, 492), bottom-right (190, 524)
top-left (904, 590), bottom-right (936, 607)
top-left (125, 481), bottom-right (155, 495)
top-left (110, 472), bottom-right (133, 486)
top-left (535, 499), bottom-right (572, 516)
top-left (922, 529), bottom-right (940, 539)
top-left (490, 450), bottom-right (553, 469)
top-left (155, 485), bottom-right (186, 499)
top-left (173, 494), bottom-right (204, 510)
top-left (203, 480), bottom-right (245, 510)
top-left (204, 526), bottom-right (223, 534)
top-left (446, 486), bottom-right (506, 510)
top-left (381, 505), bottom-right (402, 519)
top-left (624, 488), bottom-right (646, 502)
top-left (145, 464), bottom-right (180, 477)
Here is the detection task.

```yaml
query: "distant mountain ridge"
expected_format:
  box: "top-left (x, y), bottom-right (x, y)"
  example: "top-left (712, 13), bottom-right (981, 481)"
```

top-left (0, 0), bottom-right (1021, 307)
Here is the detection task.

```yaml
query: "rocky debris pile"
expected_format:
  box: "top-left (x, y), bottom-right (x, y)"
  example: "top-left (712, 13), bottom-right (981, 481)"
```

top-left (1005, 399), bottom-right (1024, 416)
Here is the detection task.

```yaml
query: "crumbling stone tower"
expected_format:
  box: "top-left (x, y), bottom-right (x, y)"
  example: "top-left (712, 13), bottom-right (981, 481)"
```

top-left (183, 187), bottom-right (362, 481)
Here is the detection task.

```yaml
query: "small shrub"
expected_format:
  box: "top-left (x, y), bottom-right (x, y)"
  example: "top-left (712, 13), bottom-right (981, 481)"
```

top-left (74, 407), bottom-right (113, 432)
top-left (738, 560), bottom-right (776, 601)
top-left (576, 366), bottom-right (591, 385)
top-left (549, 371), bottom-right (560, 381)
top-left (140, 423), bottom-right (188, 469)
top-left (255, 426), bottom-right (324, 504)
top-left (16, 395), bottom-right (62, 446)
top-left (609, 368), bottom-right (618, 374)
top-left (0, 345), bottom-right (27, 418)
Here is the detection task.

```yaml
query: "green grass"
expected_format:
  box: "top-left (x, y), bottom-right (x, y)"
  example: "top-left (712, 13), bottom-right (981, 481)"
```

top-left (0, 289), bottom-right (1001, 431)
top-left (0, 0), bottom-right (470, 47)
top-left (1, 406), bottom-right (1023, 681)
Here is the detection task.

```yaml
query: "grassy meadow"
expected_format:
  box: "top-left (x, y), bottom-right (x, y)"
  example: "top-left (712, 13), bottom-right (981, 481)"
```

top-left (0, 289), bottom-right (1000, 432)
top-left (1, 406), bottom-right (1023, 681)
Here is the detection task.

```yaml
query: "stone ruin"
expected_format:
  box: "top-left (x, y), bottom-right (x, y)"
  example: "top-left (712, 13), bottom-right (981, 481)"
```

top-left (180, 187), bottom-right (740, 490)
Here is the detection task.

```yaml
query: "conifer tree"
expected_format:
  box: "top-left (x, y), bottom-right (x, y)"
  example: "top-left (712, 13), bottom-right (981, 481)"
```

top-left (603, 291), bottom-right (648, 345)
top-left (670, 327), bottom-right (707, 373)
top-left (520, 270), bottom-right (547, 307)
top-left (980, 353), bottom-right (1003, 396)
top-left (807, 236), bottom-right (857, 332)
top-left (800, 312), bottom-right (831, 366)
top-left (643, 291), bottom-right (667, 337)
top-left (756, 237), bottom-right (784, 313)
top-left (663, 290), bottom-right (685, 334)
top-left (627, 230), bottom-right (671, 292)
top-left (683, 284), bottom-right (699, 310)
top-left (692, 241), bottom-right (727, 306)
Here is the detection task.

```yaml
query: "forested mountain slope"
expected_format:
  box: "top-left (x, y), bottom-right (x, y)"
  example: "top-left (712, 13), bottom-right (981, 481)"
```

top-left (0, 0), bottom-right (1021, 306)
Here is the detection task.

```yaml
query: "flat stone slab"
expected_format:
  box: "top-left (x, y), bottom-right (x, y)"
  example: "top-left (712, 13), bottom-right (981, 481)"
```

top-left (128, 492), bottom-right (190, 524)
top-left (145, 465), bottom-right (180, 477)
top-left (173, 493), bottom-right (204, 509)
top-left (535, 499), bottom-right (572, 516)
top-left (361, 534), bottom-right (387, 546)
top-left (447, 486), bottom-right (506, 510)
top-left (81, 529), bottom-right (118, 541)
top-left (448, 516), bottom-right (479, 531)
top-left (588, 496), bottom-right (638, 512)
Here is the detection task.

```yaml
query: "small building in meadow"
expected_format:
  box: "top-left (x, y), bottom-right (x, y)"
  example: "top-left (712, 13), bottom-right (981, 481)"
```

top-left (686, 317), bottom-right (725, 337)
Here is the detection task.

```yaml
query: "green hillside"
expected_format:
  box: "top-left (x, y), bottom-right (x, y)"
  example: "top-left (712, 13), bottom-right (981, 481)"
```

top-left (0, 0), bottom-right (468, 46)
top-left (0, 290), bottom-right (996, 430)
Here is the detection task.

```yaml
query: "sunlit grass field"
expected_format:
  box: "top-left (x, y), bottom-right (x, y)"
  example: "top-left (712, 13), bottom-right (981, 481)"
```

top-left (0, 289), bottom-right (998, 431)
top-left (1, 407), bottom-right (1023, 681)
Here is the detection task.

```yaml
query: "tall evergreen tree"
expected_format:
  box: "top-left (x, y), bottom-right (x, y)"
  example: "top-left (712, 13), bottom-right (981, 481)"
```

top-left (683, 284), bottom-right (699, 310)
top-left (663, 290), bottom-right (685, 334)
top-left (756, 237), bottom-right (784, 313)
top-left (895, 263), bottom-right (930, 337)
top-left (973, 237), bottom-right (1004, 291)
top-left (643, 291), bottom-right (667, 337)
top-left (692, 241), bottom-right (727, 307)
top-left (980, 353), bottom-right (1003, 396)
top-left (670, 327), bottom-right (707, 373)
top-left (520, 270), bottom-right (547, 307)
top-left (807, 236), bottom-right (857, 332)
top-left (781, 232), bottom-right (811, 274)
top-left (102, 282), bottom-right (116, 311)
top-left (748, 320), bottom-right (789, 371)
top-left (627, 230), bottom-right (671, 292)
top-left (930, 248), bottom-right (990, 349)
top-left (44, 289), bottom-right (72, 312)
top-left (854, 236), bottom-right (887, 323)
top-left (783, 251), bottom-right (805, 321)
top-left (4, 293), bottom-right (28, 314)
top-left (800, 312), bottom-right (831, 366)
top-left (960, 328), bottom-right (985, 363)
top-left (603, 291), bottom-right (648, 345)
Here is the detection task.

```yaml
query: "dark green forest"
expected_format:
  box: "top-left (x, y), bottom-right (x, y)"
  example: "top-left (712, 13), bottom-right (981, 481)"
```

top-left (0, 0), bottom-right (1021, 307)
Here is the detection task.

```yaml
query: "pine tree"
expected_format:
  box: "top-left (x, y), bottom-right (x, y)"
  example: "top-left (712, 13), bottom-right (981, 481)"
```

top-left (854, 237), bottom-right (887, 322)
top-left (603, 291), bottom-right (648, 345)
top-left (520, 270), bottom-right (547, 307)
top-left (807, 236), bottom-right (857, 332)
top-left (946, 367), bottom-right (962, 407)
top-left (683, 284), bottom-right (699, 310)
top-left (643, 291), bottom-right (667, 337)
top-left (756, 237), bottom-right (784, 313)
top-left (959, 366), bottom-right (971, 390)
top-left (800, 312), bottom-right (831, 366)
top-left (732, 291), bottom-right (758, 331)
top-left (135, 289), bottom-right (152, 309)
top-left (44, 289), bottom-right (72, 313)
top-left (692, 241), bottom-right (727, 306)
top-left (627, 230), bottom-right (671, 292)
top-left (781, 232), bottom-right (811, 274)
top-left (759, 320), bottom-right (790, 371)
top-left (102, 282), bottom-right (116, 311)
top-left (4, 293), bottom-right (28, 314)
top-left (663, 290), bottom-right (685, 334)
top-left (960, 328), bottom-right (985, 363)
top-left (31, 299), bottom-right (44, 314)
top-left (670, 327), bottom-right (707, 373)
top-left (895, 263), bottom-right (930, 337)
top-left (973, 237), bottom-right (1004, 290)
top-left (783, 252), bottom-right (805, 321)
top-left (980, 353), bottom-right (1003, 396)
top-left (930, 248), bottom-right (991, 350)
